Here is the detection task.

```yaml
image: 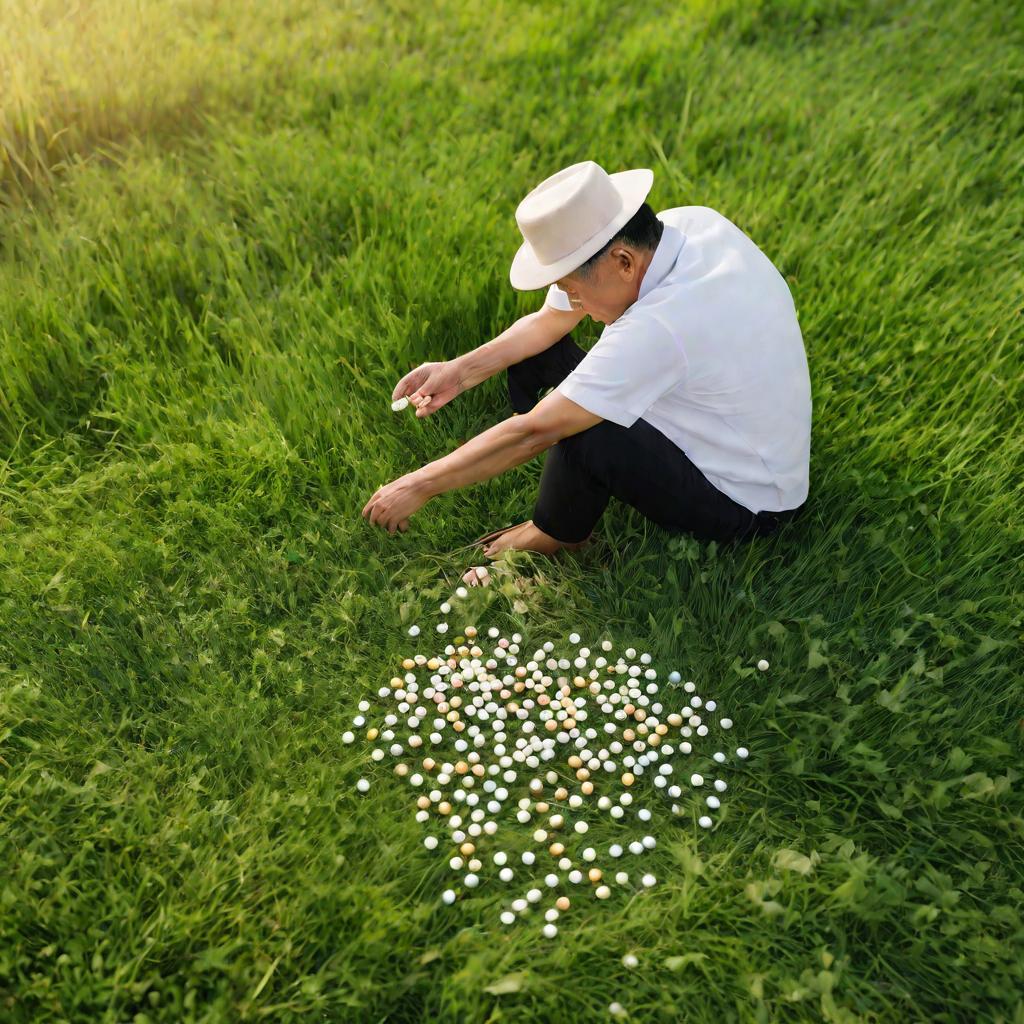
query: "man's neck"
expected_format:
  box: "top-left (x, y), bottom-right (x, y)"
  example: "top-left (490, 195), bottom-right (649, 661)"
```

top-left (635, 222), bottom-right (665, 297)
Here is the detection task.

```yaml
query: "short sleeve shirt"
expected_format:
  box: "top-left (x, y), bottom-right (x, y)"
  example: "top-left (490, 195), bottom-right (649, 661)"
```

top-left (544, 206), bottom-right (812, 514)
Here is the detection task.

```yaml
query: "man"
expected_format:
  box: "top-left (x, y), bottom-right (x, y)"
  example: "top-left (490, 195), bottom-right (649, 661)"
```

top-left (361, 160), bottom-right (812, 585)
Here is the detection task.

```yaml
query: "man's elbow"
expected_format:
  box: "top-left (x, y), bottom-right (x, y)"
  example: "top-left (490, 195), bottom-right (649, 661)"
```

top-left (518, 414), bottom-right (559, 458)
top-left (520, 393), bottom-right (602, 453)
top-left (524, 421), bottom-right (557, 458)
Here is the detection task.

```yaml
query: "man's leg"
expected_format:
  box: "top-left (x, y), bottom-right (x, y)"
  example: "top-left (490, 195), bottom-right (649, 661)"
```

top-left (530, 416), bottom-right (775, 545)
top-left (507, 333), bottom-right (587, 414)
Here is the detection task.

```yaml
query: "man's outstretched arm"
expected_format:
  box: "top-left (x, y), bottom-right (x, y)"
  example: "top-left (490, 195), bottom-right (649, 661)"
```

top-left (419, 391), bottom-right (602, 496)
top-left (361, 392), bottom-right (602, 533)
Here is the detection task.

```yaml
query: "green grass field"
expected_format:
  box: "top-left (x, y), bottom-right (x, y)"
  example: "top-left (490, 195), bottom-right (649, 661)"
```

top-left (2, 0), bottom-right (1023, 1020)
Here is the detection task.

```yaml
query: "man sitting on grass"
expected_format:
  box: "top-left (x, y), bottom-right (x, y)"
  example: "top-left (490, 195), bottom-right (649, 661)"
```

top-left (361, 160), bottom-right (812, 585)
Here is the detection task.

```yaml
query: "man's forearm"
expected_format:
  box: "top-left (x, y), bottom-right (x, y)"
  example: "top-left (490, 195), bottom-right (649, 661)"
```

top-left (417, 415), bottom-right (548, 497)
top-left (455, 311), bottom-right (557, 390)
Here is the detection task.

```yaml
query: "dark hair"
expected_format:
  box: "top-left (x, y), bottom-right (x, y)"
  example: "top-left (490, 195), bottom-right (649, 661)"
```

top-left (573, 202), bottom-right (663, 281)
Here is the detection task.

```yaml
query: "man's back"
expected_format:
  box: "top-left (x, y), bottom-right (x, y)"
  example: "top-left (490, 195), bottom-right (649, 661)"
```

top-left (549, 204), bottom-right (811, 514)
top-left (646, 205), bottom-right (812, 513)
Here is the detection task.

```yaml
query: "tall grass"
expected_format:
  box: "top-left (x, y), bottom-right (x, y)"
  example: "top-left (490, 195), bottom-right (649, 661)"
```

top-left (1, 0), bottom-right (1022, 1020)
top-left (0, 0), bottom-right (366, 202)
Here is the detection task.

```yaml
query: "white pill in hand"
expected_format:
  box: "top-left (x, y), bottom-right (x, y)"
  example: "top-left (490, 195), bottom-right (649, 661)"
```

top-left (391, 396), bottom-right (410, 412)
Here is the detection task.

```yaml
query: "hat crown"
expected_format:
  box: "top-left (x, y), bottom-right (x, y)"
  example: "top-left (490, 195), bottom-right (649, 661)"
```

top-left (515, 160), bottom-right (624, 266)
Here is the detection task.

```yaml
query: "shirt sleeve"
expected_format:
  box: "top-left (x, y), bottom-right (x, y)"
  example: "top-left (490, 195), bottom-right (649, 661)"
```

top-left (555, 318), bottom-right (687, 428)
top-left (545, 283), bottom-right (574, 310)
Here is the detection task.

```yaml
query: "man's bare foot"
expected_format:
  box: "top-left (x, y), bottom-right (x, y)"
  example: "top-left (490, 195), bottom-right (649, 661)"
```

top-left (480, 519), bottom-right (591, 558)
top-left (462, 522), bottom-right (592, 586)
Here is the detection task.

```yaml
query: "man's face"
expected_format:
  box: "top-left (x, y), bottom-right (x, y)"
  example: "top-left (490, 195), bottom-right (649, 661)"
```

top-left (556, 245), bottom-right (649, 325)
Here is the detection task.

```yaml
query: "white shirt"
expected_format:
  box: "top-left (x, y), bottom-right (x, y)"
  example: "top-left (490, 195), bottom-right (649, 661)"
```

top-left (545, 205), bottom-right (811, 514)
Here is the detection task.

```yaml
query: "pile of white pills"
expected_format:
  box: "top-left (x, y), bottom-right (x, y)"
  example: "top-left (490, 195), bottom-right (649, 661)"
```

top-left (345, 588), bottom-right (759, 939)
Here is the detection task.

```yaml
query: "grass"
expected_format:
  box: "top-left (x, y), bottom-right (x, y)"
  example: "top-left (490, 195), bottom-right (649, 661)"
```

top-left (1, 0), bottom-right (1022, 1020)
top-left (0, 0), bottom-right (367, 203)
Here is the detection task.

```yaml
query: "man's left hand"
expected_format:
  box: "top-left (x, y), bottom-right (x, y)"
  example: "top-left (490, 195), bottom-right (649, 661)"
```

top-left (362, 472), bottom-right (432, 534)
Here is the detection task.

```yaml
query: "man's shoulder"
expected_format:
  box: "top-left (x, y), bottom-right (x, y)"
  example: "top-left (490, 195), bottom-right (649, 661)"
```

top-left (603, 304), bottom-right (682, 350)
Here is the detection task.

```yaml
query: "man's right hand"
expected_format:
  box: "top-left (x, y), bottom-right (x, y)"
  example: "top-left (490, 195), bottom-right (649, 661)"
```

top-left (392, 359), bottom-right (466, 418)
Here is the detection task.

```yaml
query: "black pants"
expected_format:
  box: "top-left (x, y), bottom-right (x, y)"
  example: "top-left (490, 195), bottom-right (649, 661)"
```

top-left (507, 333), bottom-right (805, 544)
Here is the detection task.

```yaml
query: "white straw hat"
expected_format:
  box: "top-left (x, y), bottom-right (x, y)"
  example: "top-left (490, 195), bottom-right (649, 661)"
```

top-left (509, 160), bottom-right (654, 290)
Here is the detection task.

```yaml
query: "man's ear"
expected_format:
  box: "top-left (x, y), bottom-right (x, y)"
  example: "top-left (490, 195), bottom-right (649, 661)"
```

top-left (611, 246), bottom-right (634, 278)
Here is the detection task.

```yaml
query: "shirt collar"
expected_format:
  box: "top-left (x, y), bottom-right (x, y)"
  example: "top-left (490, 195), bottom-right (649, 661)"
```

top-left (637, 221), bottom-right (686, 303)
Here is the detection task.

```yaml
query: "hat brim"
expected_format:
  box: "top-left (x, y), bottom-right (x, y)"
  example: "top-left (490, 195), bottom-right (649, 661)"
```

top-left (509, 168), bottom-right (654, 291)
